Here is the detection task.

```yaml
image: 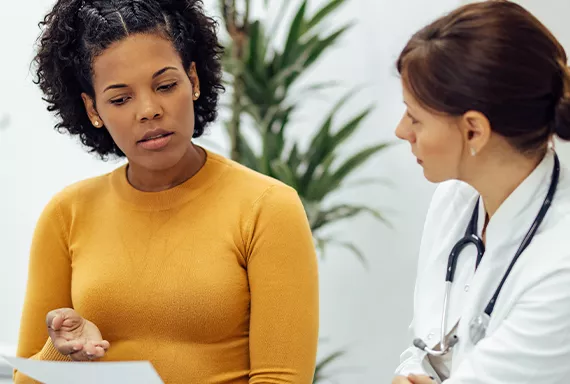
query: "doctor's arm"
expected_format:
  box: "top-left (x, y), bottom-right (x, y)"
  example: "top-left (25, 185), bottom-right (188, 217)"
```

top-left (445, 266), bottom-right (570, 384)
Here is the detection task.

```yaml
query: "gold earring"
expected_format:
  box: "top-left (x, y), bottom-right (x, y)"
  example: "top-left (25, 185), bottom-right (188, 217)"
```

top-left (194, 91), bottom-right (200, 99)
top-left (94, 121), bottom-right (100, 127)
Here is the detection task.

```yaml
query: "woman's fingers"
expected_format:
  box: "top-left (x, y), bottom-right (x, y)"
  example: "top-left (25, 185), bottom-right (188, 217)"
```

top-left (83, 341), bottom-right (108, 359)
top-left (52, 338), bottom-right (83, 356)
top-left (94, 346), bottom-right (106, 358)
top-left (46, 308), bottom-right (77, 331)
top-left (46, 310), bottom-right (63, 330)
top-left (95, 340), bottom-right (110, 350)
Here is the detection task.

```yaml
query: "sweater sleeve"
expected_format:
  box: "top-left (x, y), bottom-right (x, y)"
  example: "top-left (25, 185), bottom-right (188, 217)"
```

top-left (14, 195), bottom-right (73, 383)
top-left (245, 185), bottom-right (319, 384)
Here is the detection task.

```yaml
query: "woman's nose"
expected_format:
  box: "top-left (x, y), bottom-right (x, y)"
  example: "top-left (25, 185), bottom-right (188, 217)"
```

top-left (137, 95), bottom-right (163, 122)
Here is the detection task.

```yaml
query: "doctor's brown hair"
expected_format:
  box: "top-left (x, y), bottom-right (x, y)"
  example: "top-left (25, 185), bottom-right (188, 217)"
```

top-left (397, 0), bottom-right (570, 155)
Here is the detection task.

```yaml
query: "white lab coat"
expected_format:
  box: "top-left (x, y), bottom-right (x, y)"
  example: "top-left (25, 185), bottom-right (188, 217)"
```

top-left (395, 150), bottom-right (570, 383)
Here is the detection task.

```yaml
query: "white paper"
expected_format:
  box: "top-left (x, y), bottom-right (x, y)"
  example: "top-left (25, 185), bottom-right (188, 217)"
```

top-left (0, 355), bottom-right (164, 384)
top-left (0, 345), bottom-right (16, 378)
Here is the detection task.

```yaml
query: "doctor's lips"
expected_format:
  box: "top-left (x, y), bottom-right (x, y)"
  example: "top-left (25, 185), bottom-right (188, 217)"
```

top-left (137, 128), bottom-right (174, 150)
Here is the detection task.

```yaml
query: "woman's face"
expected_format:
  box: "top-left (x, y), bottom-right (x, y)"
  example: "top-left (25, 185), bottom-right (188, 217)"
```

top-left (82, 32), bottom-right (200, 171)
top-left (395, 81), bottom-right (466, 183)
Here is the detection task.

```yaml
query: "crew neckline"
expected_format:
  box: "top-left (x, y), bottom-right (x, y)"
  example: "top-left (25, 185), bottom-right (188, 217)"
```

top-left (110, 147), bottom-right (229, 211)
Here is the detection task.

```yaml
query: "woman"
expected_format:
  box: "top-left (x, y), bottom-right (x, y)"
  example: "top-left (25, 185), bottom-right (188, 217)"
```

top-left (15, 0), bottom-right (319, 383)
top-left (392, 1), bottom-right (570, 383)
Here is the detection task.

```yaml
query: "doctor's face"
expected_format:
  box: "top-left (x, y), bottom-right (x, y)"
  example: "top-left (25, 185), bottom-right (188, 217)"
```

top-left (395, 82), bottom-right (464, 183)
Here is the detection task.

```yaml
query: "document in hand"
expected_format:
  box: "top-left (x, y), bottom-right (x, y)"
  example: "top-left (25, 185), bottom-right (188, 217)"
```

top-left (0, 355), bottom-right (164, 384)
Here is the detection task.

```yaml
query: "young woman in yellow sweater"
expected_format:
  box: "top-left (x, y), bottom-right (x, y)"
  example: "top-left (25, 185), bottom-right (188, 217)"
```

top-left (15, 1), bottom-right (319, 383)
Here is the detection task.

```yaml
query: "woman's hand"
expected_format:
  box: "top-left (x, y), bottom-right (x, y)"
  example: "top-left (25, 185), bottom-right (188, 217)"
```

top-left (46, 308), bottom-right (110, 361)
top-left (392, 376), bottom-right (413, 384)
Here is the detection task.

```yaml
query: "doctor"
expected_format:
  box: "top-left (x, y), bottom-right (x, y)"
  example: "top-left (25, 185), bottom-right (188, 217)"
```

top-left (392, 1), bottom-right (570, 383)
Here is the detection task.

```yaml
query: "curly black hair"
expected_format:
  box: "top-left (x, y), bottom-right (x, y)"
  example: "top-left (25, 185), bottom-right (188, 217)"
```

top-left (34, 0), bottom-right (224, 158)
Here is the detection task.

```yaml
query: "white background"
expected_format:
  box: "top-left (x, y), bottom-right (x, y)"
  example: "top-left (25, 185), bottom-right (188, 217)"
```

top-left (1, 0), bottom-right (570, 383)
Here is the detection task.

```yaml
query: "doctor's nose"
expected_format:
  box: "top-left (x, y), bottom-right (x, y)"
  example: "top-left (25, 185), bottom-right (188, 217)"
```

top-left (395, 117), bottom-right (414, 143)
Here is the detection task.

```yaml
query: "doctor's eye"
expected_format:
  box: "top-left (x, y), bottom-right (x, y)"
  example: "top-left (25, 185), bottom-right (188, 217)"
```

top-left (407, 112), bottom-right (420, 125)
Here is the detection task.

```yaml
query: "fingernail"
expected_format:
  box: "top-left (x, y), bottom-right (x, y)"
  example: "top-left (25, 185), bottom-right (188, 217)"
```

top-left (73, 345), bottom-right (81, 351)
top-left (430, 377), bottom-right (435, 381)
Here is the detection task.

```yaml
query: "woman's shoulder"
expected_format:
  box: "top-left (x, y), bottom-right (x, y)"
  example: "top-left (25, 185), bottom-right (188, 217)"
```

top-left (44, 169), bottom-right (118, 211)
top-left (206, 149), bottom-right (299, 201)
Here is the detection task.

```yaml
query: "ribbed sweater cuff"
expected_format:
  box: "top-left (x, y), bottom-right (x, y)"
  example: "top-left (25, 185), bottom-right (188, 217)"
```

top-left (37, 338), bottom-right (72, 362)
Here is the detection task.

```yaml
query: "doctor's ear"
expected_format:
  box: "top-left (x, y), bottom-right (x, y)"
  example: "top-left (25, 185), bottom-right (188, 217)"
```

top-left (460, 111), bottom-right (491, 155)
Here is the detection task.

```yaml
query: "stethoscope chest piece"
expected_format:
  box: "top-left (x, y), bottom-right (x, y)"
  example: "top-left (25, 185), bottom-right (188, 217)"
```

top-left (469, 312), bottom-right (490, 345)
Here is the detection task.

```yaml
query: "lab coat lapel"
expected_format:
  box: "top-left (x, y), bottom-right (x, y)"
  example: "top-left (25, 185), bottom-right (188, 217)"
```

top-left (415, 192), bottom-right (480, 349)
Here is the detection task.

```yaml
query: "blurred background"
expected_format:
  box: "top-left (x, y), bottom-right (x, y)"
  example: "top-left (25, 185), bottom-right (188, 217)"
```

top-left (1, 0), bottom-right (569, 383)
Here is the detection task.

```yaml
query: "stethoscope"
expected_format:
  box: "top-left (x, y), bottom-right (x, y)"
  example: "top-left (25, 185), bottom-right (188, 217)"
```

top-left (414, 153), bottom-right (560, 356)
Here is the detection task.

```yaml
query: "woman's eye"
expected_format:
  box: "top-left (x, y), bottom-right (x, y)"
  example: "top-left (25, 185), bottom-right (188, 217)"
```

top-left (110, 96), bottom-right (130, 105)
top-left (158, 82), bottom-right (178, 92)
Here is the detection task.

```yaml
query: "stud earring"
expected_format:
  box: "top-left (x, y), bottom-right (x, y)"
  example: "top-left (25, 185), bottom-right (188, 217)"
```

top-left (194, 91), bottom-right (200, 99)
top-left (94, 121), bottom-right (100, 127)
top-left (470, 147), bottom-right (476, 156)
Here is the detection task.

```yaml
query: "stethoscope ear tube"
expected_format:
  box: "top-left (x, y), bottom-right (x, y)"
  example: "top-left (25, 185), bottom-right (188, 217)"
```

top-left (446, 234), bottom-right (485, 282)
top-left (483, 153), bottom-right (560, 316)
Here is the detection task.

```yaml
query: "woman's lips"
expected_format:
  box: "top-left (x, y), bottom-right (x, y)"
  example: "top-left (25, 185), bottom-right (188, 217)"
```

top-left (137, 132), bottom-right (174, 151)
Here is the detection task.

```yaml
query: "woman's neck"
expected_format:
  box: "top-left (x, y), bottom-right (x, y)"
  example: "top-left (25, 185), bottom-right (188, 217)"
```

top-left (465, 152), bottom-right (544, 219)
top-left (127, 143), bottom-right (206, 192)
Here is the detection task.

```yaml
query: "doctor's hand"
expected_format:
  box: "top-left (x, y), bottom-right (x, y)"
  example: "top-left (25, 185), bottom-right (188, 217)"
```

top-left (46, 308), bottom-right (110, 361)
top-left (408, 374), bottom-right (436, 383)
top-left (392, 374), bottom-right (435, 384)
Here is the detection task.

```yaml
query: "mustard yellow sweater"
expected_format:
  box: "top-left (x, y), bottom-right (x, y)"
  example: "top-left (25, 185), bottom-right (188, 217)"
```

top-left (15, 149), bottom-right (319, 384)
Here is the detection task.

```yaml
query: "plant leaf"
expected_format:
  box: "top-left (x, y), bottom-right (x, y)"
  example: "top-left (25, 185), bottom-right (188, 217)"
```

top-left (287, 143), bottom-right (302, 174)
top-left (280, 0), bottom-right (308, 68)
top-left (270, 160), bottom-right (298, 189)
top-left (236, 130), bottom-right (260, 171)
top-left (247, 20), bottom-right (268, 79)
top-left (304, 24), bottom-right (352, 69)
top-left (316, 236), bottom-right (368, 267)
top-left (333, 106), bottom-right (373, 144)
top-left (300, 91), bottom-right (357, 191)
top-left (267, 1), bottom-right (291, 39)
top-left (314, 350), bottom-right (347, 380)
top-left (311, 204), bottom-right (388, 232)
top-left (328, 143), bottom-right (392, 190)
top-left (305, 0), bottom-right (349, 33)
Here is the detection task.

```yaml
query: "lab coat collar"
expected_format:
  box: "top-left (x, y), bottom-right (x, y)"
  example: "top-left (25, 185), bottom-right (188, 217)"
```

top-left (477, 149), bottom-right (555, 254)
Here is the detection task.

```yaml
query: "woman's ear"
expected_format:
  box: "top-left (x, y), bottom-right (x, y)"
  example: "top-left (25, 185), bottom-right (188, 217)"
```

top-left (460, 110), bottom-right (491, 156)
top-left (187, 62), bottom-right (201, 101)
top-left (81, 93), bottom-right (103, 128)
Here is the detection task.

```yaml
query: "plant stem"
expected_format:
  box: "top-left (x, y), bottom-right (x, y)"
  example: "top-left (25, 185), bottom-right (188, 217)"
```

top-left (229, 62), bottom-right (243, 162)
top-left (222, 0), bottom-right (249, 162)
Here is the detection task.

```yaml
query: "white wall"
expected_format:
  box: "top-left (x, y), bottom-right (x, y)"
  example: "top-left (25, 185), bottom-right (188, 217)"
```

top-left (2, 1), bottom-right (570, 383)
